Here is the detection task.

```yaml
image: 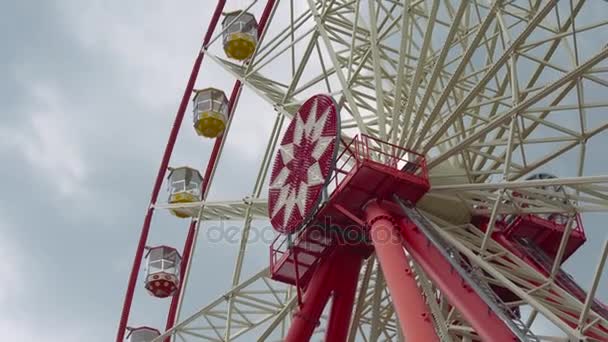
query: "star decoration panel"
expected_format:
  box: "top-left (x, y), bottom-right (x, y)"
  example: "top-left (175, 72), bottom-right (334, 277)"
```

top-left (268, 95), bottom-right (339, 234)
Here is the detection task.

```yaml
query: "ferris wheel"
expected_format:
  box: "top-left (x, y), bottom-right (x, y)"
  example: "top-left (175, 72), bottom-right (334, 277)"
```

top-left (117, 1), bottom-right (608, 341)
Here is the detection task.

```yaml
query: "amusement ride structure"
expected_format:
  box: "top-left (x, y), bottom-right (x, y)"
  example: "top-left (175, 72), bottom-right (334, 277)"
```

top-left (117, 1), bottom-right (608, 341)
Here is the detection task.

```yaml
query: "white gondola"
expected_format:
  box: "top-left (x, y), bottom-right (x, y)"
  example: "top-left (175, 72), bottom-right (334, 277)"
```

top-left (144, 246), bottom-right (182, 298)
top-left (127, 327), bottom-right (161, 342)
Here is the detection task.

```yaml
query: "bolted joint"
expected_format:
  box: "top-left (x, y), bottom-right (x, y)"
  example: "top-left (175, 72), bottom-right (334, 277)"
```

top-left (364, 199), bottom-right (397, 228)
top-left (368, 213), bottom-right (396, 227)
top-left (293, 311), bottom-right (320, 327)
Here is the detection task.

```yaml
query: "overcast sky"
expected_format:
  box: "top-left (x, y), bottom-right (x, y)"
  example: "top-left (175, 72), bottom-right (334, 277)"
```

top-left (0, 1), bottom-right (276, 340)
top-left (0, 1), bottom-right (606, 341)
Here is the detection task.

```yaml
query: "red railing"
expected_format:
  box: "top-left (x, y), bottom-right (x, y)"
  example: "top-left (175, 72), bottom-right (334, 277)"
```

top-left (328, 134), bottom-right (429, 193)
top-left (505, 212), bottom-right (586, 238)
top-left (270, 232), bottom-right (292, 271)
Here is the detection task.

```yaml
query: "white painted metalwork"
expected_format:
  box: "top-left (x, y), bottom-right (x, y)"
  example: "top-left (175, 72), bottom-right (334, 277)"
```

top-left (152, 0), bottom-right (608, 340)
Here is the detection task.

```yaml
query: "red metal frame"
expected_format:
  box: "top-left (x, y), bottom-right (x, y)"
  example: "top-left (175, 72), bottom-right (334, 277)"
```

top-left (504, 213), bottom-right (586, 262)
top-left (164, 1), bottom-right (277, 338)
top-left (324, 249), bottom-right (363, 342)
top-left (269, 224), bottom-right (334, 288)
top-left (396, 214), bottom-right (518, 341)
top-left (484, 230), bottom-right (608, 338)
top-left (365, 201), bottom-right (439, 342)
top-left (117, 1), bottom-right (279, 341)
top-left (283, 245), bottom-right (363, 342)
top-left (115, 2), bottom-right (226, 340)
top-left (284, 248), bottom-right (337, 342)
top-left (270, 134), bottom-right (429, 300)
top-left (329, 134), bottom-right (429, 193)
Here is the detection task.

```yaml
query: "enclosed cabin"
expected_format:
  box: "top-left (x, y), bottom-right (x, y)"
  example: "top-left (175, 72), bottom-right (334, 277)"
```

top-left (167, 166), bottom-right (203, 218)
top-left (222, 10), bottom-right (258, 61)
top-left (127, 327), bottom-right (160, 342)
top-left (144, 245), bottom-right (182, 298)
top-left (193, 88), bottom-right (228, 139)
top-left (503, 173), bottom-right (586, 263)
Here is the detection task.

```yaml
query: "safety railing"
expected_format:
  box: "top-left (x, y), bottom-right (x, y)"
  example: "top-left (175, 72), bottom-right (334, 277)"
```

top-left (269, 233), bottom-right (291, 272)
top-left (327, 134), bottom-right (429, 194)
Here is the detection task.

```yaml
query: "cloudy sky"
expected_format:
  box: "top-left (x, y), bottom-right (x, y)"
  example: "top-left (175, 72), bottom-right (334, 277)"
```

top-left (0, 1), bottom-right (606, 341)
top-left (0, 1), bottom-right (278, 340)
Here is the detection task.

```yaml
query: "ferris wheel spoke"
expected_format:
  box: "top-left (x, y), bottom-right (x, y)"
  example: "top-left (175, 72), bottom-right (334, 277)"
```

top-left (417, 1), bottom-right (559, 156)
top-left (467, 0), bottom-right (591, 180)
top-left (354, 270), bottom-right (400, 341)
top-left (400, 0), bottom-right (469, 150)
top-left (153, 199), bottom-right (268, 221)
top-left (394, 0), bottom-right (440, 146)
top-left (308, 0), bottom-right (371, 136)
top-left (410, 0), bottom-right (509, 152)
top-left (366, 0), bottom-right (392, 141)
top-left (346, 257), bottom-right (374, 342)
top-left (427, 44), bottom-right (608, 171)
top-left (434, 223), bottom-right (608, 340)
top-left (152, 268), bottom-right (294, 342)
top-left (431, 175), bottom-right (608, 215)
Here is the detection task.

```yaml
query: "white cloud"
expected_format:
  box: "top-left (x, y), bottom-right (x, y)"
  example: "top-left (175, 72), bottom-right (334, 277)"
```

top-left (0, 82), bottom-right (87, 197)
top-left (0, 218), bottom-right (90, 341)
top-left (60, 0), bottom-right (205, 110)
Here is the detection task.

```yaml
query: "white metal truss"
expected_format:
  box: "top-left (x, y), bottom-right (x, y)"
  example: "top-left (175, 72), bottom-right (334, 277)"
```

top-left (431, 220), bottom-right (608, 341)
top-left (153, 199), bottom-right (268, 221)
top-left (155, 0), bottom-right (608, 341)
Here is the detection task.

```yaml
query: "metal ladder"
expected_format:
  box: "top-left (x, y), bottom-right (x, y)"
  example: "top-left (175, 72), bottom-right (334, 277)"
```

top-left (410, 259), bottom-right (453, 342)
top-left (395, 196), bottom-right (540, 342)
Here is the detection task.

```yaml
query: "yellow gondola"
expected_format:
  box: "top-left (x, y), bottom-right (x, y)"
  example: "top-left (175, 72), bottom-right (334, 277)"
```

top-left (222, 10), bottom-right (258, 61)
top-left (192, 87), bottom-right (228, 138)
top-left (167, 166), bottom-right (203, 218)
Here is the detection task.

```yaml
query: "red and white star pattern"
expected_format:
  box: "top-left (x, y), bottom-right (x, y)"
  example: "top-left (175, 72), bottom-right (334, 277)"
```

top-left (268, 95), bottom-right (338, 234)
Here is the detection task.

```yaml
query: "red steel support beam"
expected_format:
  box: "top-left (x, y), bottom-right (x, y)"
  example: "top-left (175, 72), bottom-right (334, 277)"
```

top-left (285, 249), bottom-right (336, 342)
top-left (163, 0), bottom-right (277, 338)
top-left (397, 217), bottom-right (518, 342)
top-left (324, 248), bottom-right (363, 342)
top-left (365, 201), bottom-right (439, 342)
top-left (115, 2), bottom-right (226, 341)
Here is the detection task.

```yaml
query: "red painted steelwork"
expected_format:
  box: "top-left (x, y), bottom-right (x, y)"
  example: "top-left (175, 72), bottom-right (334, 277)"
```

top-left (268, 94), bottom-right (339, 234)
top-left (365, 201), bottom-right (439, 342)
top-left (324, 249), bottom-right (363, 342)
top-left (285, 248), bottom-right (336, 342)
top-left (270, 135), bottom-right (429, 289)
top-left (479, 227), bottom-right (608, 338)
top-left (115, 2), bottom-right (226, 341)
top-left (269, 223), bottom-right (334, 287)
top-left (164, 1), bottom-right (277, 337)
top-left (505, 214), bottom-right (586, 261)
top-left (397, 216), bottom-right (517, 341)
